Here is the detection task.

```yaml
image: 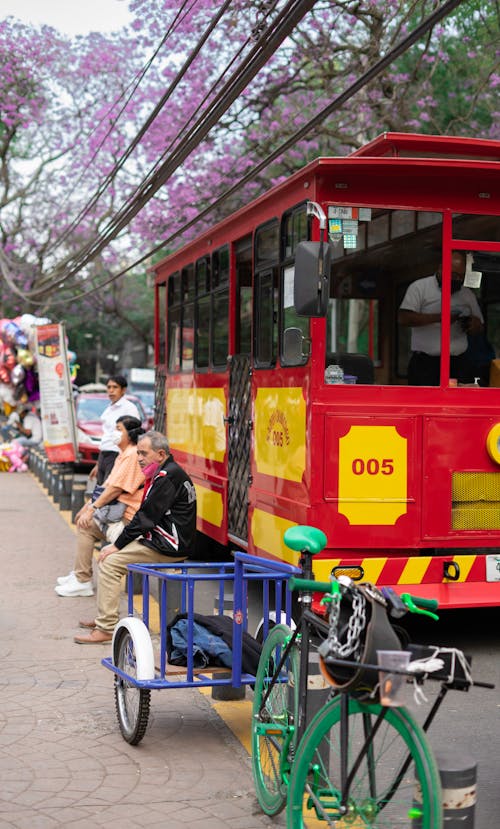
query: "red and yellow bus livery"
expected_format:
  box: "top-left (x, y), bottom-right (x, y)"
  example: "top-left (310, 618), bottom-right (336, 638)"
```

top-left (153, 132), bottom-right (500, 608)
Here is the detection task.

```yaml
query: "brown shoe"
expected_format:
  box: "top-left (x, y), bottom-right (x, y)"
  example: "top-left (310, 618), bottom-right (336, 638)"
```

top-left (74, 628), bottom-right (113, 644)
top-left (79, 619), bottom-right (96, 629)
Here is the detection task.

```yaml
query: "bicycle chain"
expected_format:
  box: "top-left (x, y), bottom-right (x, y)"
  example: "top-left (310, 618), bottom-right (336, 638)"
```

top-left (319, 587), bottom-right (367, 659)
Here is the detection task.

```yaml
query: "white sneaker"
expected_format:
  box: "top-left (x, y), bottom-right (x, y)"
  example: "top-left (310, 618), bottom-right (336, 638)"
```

top-left (56, 571), bottom-right (75, 585)
top-left (55, 573), bottom-right (94, 597)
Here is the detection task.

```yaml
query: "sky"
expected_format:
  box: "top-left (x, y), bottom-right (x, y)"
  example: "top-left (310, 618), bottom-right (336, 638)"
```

top-left (1, 0), bottom-right (133, 36)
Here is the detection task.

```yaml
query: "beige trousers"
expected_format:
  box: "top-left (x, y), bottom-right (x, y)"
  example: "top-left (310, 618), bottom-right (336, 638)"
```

top-left (74, 521), bottom-right (106, 583)
top-left (94, 540), bottom-right (186, 633)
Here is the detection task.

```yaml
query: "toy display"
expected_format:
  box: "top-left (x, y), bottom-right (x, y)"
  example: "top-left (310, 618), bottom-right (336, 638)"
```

top-left (0, 440), bottom-right (28, 473)
top-left (0, 315), bottom-right (78, 469)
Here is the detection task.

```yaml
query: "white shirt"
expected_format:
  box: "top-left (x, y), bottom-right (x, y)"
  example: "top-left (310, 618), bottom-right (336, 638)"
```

top-left (399, 275), bottom-right (483, 356)
top-left (100, 396), bottom-right (140, 452)
top-left (23, 413), bottom-right (43, 442)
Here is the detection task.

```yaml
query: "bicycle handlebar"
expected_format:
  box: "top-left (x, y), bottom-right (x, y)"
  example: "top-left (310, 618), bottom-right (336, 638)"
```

top-left (288, 577), bottom-right (337, 594)
top-left (288, 578), bottom-right (439, 618)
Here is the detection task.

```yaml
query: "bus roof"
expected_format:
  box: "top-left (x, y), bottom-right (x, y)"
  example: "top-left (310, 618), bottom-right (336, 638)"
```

top-left (152, 132), bottom-right (500, 273)
top-left (350, 132), bottom-right (500, 161)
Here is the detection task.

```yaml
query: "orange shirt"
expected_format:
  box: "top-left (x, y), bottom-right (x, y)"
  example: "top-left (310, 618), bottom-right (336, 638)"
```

top-left (105, 443), bottom-right (144, 522)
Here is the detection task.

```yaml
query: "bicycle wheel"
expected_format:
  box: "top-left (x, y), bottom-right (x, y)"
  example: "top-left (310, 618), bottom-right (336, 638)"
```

top-left (114, 628), bottom-right (151, 745)
top-left (287, 696), bottom-right (442, 828)
top-left (251, 623), bottom-right (300, 815)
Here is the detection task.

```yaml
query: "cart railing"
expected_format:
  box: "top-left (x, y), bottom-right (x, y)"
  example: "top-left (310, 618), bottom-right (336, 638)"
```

top-left (103, 553), bottom-right (300, 690)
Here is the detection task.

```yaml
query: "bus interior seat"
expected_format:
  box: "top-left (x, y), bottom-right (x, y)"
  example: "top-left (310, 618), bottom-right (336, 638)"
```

top-left (326, 353), bottom-right (375, 384)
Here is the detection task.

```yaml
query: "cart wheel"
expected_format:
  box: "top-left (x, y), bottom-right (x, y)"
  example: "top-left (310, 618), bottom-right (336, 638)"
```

top-left (113, 623), bottom-right (152, 745)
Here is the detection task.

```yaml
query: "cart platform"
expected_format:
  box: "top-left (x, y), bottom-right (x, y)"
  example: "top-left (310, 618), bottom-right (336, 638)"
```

top-left (102, 552), bottom-right (299, 691)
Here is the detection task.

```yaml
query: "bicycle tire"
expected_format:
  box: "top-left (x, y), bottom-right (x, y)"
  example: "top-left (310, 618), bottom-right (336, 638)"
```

top-left (114, 628), bottom-right (151, 745)
top-left (251, 623), bottom-right (300, 815)
top-left (287, 695), bottom-right (442, 828)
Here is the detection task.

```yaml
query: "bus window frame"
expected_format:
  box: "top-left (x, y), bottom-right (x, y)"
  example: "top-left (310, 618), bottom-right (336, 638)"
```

top-left (254, 219), bottom-right (279, 369)
top-left (280, 202), bottom-right (310, 367)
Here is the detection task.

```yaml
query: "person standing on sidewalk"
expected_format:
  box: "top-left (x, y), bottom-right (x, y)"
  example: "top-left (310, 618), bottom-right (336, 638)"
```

top-left (75, 430), bottom-right (197, 644)
top-left (55, 415), bottom-right (145, 597)
top-left (91, 375), bottom-right (140, 485)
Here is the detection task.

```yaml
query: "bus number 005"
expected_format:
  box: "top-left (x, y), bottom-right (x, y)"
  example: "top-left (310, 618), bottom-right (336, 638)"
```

top-left (352, 458), bottom-right (394, 475)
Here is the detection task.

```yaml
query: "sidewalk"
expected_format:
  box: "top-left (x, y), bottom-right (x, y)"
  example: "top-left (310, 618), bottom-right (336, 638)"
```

top-left (0, 472), bottom-right (284, 829)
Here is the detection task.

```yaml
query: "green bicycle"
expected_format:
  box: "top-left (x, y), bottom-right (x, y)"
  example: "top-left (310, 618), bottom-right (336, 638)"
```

top-left (251, 525), bottom-right (489, 828)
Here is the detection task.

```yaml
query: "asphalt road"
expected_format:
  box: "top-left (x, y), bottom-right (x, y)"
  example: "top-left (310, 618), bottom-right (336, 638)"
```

top-left (399, 607), bottom-right (500, 828)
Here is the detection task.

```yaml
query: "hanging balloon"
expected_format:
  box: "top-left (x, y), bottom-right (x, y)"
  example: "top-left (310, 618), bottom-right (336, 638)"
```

top-left (13, 383), bottom-right (26, 401)
top-left (0, 382), bottom-right (16, 407)
top-left (24, 368), bottom-right (39, 397)
top-left (4, 348), bottom-right (17, 370)
top-left (11, 364), bottom-right (25, 386)
top-left (16, 348), bottom-right (34, 369)
top-left (0, 320), bottom-right (27, 349)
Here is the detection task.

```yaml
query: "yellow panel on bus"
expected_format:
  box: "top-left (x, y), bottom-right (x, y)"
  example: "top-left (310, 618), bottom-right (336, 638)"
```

top-left (167, 388), bottom-right (226, 462)
top-left (254, 387), bottom-right (306, 482)
top-left (194, 483), bottom-right (224, 528)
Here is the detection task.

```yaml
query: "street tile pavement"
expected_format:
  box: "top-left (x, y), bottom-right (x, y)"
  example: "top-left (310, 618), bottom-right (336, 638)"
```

top-left (0, 473), bottom-right (285, 828)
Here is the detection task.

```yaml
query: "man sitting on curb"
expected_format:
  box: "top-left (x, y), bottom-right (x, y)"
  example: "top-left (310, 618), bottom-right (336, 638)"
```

top-left (74, 430), bottom-right (197, 644)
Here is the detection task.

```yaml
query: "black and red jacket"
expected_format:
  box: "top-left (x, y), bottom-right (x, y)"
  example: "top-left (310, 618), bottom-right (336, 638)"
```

top-left (114, 454), bottom-right (196, 556)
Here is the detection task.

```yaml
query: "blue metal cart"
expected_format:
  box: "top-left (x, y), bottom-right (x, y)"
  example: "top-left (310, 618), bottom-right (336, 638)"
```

top-left (102, 552), bottom-right (299, 744)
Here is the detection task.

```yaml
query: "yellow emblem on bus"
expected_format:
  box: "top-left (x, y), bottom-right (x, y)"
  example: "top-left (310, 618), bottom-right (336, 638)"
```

top-left (254, 387), bottom-right (306, 482)
top-left (338, 425), bottom-right (407, 525)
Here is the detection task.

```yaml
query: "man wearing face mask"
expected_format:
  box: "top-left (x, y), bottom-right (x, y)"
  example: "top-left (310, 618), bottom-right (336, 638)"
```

top-left (398, 251), bottom-right (483, 385)
top-left (75, 430), bottom-right (196, 644)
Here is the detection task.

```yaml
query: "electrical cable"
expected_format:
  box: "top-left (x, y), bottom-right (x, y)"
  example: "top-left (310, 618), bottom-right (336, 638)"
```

top-left (27, 0), bottom-right (312, 297)
top-left (45, 0), bottom-right (198, 255)
top-left (11, 0), bottom-right (467, 305)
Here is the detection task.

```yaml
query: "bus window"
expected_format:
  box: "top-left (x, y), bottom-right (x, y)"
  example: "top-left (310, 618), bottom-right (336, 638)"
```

top-left (168, 306), bottom-right (181, 372)
top-left (182, 302), bottom-right (194, 372)
top-left (195, 257), bottom-right (211, 371)
top-left (255, 269), bottom-right (277, 367)
top-left (196, 293), bottom-right (210, 370)
top-left (281, 204), bottom-right (310, 366)
top-left (156, 282), bottom-right (166, 366)
top-left (212, 288), bottom-right (229, 367)
top-left (211, 246), bottom-right (229, 369)
top-left (255, 221), bottom-right (279, 268)
top-left (255, 222), bottom-right (279, 368)
top-left (235, 235), bottom-right (252, 356)
top-left (327, 298), bottom-right (379, 362)
top-left (327, 207), bottom-right (444, 384)
top-left (167, 272), bottom-right (181, 372)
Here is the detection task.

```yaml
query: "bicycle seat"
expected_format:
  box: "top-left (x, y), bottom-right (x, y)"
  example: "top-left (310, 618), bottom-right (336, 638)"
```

top-left (284, 525), bottom-right (327, 554)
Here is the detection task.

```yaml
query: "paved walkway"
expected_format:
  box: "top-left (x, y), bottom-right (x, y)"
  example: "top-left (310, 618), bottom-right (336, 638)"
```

top-left (0, 472), bottom-right (284, 829)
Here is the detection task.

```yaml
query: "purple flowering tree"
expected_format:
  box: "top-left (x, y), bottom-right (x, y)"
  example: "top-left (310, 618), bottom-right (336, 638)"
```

top-left (0, 0), bottom-right (498, 331)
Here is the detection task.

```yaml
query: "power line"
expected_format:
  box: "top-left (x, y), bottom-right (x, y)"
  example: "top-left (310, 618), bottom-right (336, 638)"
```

top-left (15, 0), bottom-right (468, 306)
top-left (44, 0), bottom-right (198, 256)
top-left (23, 0), bottom-right (313, 300)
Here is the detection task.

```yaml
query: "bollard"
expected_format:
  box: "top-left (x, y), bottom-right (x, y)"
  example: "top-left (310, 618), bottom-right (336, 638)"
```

top-left (71, 481), bottom-right (87, 523)
top-left (52, 466), bottom-right (61, 502)
top-left (41, 455), bottom-right (50, 489)
top-left (211, 593), bottom-right (246, 701)
top-left (58, 468), bottom-right (74, 511)
top-left (413, 750), bottom-right (477, 828)
top-left (50, 465), bottom-right (61, 501)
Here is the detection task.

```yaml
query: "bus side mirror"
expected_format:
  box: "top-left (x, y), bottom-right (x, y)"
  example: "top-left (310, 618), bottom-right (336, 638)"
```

top-left (294, 241), bottom-right (332, 317)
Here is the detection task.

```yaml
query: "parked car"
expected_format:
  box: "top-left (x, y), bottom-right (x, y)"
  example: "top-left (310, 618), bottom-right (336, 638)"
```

top-left (75, 392), bottom-right (149, 466)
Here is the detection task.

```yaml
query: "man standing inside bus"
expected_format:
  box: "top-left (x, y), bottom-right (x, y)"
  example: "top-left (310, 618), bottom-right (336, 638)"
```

top-left (398, 251), bottom-right (483, 385)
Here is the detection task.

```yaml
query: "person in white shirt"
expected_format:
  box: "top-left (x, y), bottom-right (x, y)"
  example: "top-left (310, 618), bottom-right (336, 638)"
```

top-left (398, 252), bottom-right (483, 385)
top-left (13, 404), bottom-right (43, 449)
top-left (90, 375), bottom-right (140, 484)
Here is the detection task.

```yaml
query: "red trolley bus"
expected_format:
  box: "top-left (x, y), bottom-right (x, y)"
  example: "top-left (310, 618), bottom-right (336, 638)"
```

top-left (153, 132), bottom-right (500, 608)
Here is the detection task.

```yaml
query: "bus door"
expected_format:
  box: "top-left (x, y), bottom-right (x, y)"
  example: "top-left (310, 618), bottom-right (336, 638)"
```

top-left (227, 354), bottom-right (252, 545)
top-left (227, 235), bottom-right (253, 546)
